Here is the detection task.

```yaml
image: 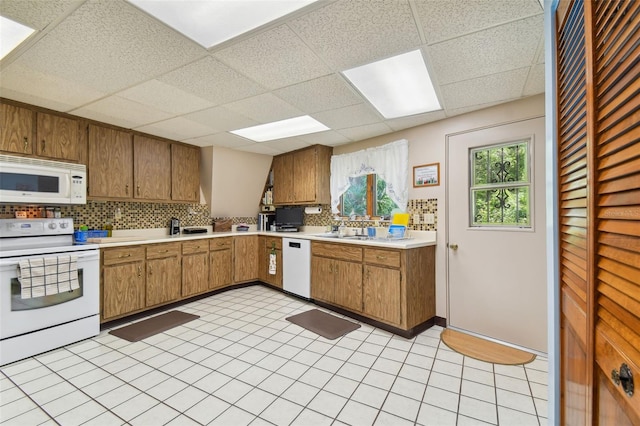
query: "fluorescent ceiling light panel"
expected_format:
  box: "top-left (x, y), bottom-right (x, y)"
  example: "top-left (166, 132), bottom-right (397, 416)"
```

top-left (231, 115), bottom-right (329, 142)
top-left (342, 49), bottom-right (441, 119)
top-left (0, 16), bottom-right (36, 59)
top-left (128, 0), bottom-right (318, 48)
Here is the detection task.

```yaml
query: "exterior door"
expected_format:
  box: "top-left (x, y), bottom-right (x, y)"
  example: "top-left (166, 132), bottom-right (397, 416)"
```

top-left (447, 117), bottom-right (547, 352)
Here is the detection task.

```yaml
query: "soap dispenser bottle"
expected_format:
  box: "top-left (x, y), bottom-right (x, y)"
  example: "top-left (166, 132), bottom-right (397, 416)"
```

top-left (338, 221), bottom-right (347, 238)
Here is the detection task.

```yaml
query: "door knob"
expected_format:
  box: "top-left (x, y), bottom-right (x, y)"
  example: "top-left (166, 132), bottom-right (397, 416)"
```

top-left (449, 243), bottom-right (458, 250)
top-left (612, 363), bottom-right (634, 397)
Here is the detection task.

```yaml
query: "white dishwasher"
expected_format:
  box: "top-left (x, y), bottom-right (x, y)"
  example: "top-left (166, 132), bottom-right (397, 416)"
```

top-left (282, 238), bottom-right (311, 299)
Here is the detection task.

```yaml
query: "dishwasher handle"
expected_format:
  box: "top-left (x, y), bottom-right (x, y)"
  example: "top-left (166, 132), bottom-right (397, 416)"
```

top-left (288, 242), bottom-right (301, 249)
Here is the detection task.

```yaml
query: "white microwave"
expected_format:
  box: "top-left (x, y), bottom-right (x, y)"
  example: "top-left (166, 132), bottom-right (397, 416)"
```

top-left (0, 154), bottom-right (86, 205)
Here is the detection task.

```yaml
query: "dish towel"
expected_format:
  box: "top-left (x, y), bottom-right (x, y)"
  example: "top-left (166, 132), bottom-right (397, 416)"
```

top-left (18, 255), bottom-right (79, 299)
top-left (268, 253), bottom-right (277, 275)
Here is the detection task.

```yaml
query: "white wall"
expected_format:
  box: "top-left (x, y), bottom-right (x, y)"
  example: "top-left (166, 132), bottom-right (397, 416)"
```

top-left (201, 146), bottom-right (273, 218)
top-left (333, 94), bottom-right (545, 318)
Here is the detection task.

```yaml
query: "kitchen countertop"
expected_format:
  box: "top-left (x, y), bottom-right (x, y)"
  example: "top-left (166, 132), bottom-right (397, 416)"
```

top-left (92, 226), bottom-right (436, 249)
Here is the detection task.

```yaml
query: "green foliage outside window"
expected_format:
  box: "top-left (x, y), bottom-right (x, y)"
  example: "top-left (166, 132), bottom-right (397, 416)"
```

top-left (341, 175), bottom-right (398, 217)
top-left (471, 141), bottom-right (531, 227)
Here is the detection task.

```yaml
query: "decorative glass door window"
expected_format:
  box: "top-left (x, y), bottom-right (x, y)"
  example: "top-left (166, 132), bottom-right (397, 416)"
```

top-left (470, 139), bottom-right (531, 227)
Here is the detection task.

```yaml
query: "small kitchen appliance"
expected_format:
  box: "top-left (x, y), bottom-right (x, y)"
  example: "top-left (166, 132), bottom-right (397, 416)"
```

top-left (0, 218), bottom-right (100, 365)
top-left (169, 217), bottom-right (180, 235)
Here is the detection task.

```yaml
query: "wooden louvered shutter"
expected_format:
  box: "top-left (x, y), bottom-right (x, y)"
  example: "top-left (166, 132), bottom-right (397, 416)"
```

top-left (557, 0), bottom-right (639, 424)
top-left (592, 0), bottom-right (640, 424)
top-left (557, 0), bottom-right (592, 423)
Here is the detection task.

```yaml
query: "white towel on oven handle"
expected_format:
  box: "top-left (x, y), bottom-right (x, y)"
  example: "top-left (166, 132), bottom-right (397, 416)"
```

top-left (18, 255), bottom-right (79, 299)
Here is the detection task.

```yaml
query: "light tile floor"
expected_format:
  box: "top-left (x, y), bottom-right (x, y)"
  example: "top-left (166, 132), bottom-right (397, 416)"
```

top-left (0, 285), bottom-right (548, 425)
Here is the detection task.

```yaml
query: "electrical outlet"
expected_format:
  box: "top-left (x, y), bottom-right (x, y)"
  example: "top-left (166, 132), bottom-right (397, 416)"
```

top-left (424, 213), bottom-right (435, 224)
top-left (413, 214), bottom-right (420, 224)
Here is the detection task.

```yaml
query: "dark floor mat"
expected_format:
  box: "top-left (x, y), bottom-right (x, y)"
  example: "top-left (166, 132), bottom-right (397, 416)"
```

top-left (109, 310), bottom-right (200, 342)
top-left (286, 309), bottom-right (360, 340)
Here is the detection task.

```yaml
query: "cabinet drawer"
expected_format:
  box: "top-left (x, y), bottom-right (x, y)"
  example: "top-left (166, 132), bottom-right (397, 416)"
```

top-left (182, 240), bottom-right (208, 255)
top-left (103, 246), bottom-right (145, 265)
top-left (209, 237), bottom-right (232, 251)
top-left (263, 236), bottom-right (282, 250)
top-left (364, 248), bottom-right (400, 268)
top-left (312, 242), bottom-right (362, 261)
top-left (146, 242), bottom-right (181, 259)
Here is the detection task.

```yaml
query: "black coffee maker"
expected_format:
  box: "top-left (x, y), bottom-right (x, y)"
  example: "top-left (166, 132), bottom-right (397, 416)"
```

top-left (169, 217), bottom-right (180, 235)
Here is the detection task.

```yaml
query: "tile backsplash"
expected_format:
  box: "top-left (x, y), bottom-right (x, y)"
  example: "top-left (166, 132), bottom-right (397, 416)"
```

top-left (0, 198), bottom-right (437, 231)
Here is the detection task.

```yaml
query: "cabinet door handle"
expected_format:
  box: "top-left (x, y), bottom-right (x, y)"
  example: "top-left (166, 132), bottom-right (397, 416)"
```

top-left (137, 185), bottom-right (140, 196)
top-left (125, 184), bottom-right (129, 195)
top-left (23, 137), bottom-right (28, 152)
top-left (612, 363), bottom-right (634, 397)
top-left (137, 266), bottom-right (142, 277)
top-left (41, 139), bottom-right (46, 152)
top-left (118, 253), bottom-right (131, 258)
top-left (148, 265), bottom-right (152, 275)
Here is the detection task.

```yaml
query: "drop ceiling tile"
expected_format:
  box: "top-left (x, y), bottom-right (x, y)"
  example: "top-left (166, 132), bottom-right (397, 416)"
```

top-left (428, 15), bottom-right (543, 85)
top-left (414, 0), bottom-right (542, 44)
top-left (312, 103), bottom-right (381, 130)
top-left (337, 122), bottom-right (393, 142)
top-left (0, 0), bottom-right (80, 30)
top-left (134, 117), bottom-right (216, 141)
top-left (159, 56), bottom-right (265, 106)
top-left (236, 143), bottom-right (283, 155)
top-left (224, 93), bottom-right (303, 123)
top-left (214, 25), bottom-right (330, 89)
top-left (71, 96), bottom-right (173, 129)
top-left (441, 68), bottom-right (530, 110)
top-left (118, 80), bottom-right (215, 115)
top-left (386, 110), bottom-right (448, 131)
top-left (187, 132), bottom-right (255, 149)
top-left (16, 1), bottom-right (207, 93)
top-left (288, 0), bottom-right (421, 69)
top-left (261, 137), bottom-right (311, 153)
top-left (0, 62), bottom-right (105, 112)
top-left (182, 107), bottom-right (259, 132)
top-left (523, 64), bottom-right (545, 96)
top-left (274, 74), bottom-right (363, 114)
top-left (445, 101), bottom-right (504, 118)
top-left (300, 130), bottom-right (351, 146)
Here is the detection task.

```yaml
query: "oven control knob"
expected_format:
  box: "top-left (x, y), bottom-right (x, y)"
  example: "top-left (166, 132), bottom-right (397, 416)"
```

top-left (59, 222), bottom-right (68, 229)
top-left (48, 223), bottom-right (57, 229)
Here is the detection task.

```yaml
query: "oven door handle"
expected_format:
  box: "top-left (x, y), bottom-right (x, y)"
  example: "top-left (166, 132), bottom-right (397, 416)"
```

top-left (0, 250), bottom-right (99, 267)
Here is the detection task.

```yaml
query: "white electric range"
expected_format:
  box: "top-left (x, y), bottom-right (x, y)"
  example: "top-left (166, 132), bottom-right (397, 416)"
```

top-left (0, 218), bottom-right (100, 365)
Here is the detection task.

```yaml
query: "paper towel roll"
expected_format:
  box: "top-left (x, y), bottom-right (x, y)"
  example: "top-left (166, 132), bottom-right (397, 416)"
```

top-left (304, 206), bottom-right (322, 214)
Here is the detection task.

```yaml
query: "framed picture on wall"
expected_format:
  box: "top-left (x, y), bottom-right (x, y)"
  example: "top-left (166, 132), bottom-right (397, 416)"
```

top-left (413, 163), bottom-right (440, 187)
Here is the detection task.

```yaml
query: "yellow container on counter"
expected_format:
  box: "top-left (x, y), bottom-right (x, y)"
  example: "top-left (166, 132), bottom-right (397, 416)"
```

top-left (391, 213), bottom-right (410, 227)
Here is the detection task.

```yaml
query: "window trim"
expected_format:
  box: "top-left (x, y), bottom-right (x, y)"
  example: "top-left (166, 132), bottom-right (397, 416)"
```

top-left (468, 138), bottom-right (534, 229)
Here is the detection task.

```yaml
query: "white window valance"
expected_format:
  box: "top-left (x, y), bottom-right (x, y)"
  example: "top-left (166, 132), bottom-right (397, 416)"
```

top-left (330, 139), bottom-right (409, 214)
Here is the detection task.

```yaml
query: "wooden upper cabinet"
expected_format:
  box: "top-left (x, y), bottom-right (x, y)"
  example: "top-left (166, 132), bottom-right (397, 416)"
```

top-left (272, 145), bottom-right (332, 205)
top-left (134, 135), bottom-right (171, 201)
top-left (36, 112), bottom-right (79, 162)
top-left (272, 153), bottom-right (294, 204)
top-left (88, 124), bottom-right (133, 199)
top-left (0, 103), bottom-right (34, 155)
top-left (171, 143), bottom-right (200, 202)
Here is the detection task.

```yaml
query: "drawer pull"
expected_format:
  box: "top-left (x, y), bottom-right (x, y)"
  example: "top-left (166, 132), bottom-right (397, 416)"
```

top-left (118, 253), bottom-right (132, 258)
top-left (612, 363), bottom-right (634, 397)
top-left (376, 255), bottom-right (386, 259)
top-left (158, 249), bottom-right (169, 253)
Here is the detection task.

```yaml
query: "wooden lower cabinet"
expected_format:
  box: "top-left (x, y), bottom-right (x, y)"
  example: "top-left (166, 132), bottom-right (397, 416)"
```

top-left (146, 242), bottom-right (181, 307)
top-left (210, 238), bottom-right (232, 289)
top-left (363, 265), bottom-right (401, 325)
top-left (258, 236), bottom-right (282, 288)
top-left (234, 235), bottom-right (258, 283)
top-left (311, 242), bottom-right (435, 331)
top-left (182, 240), bottom-right (209, 297)
top-left (311, 242), bottom-right (363, 312)
top-left (101, 246), bottom-right (146, 321)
